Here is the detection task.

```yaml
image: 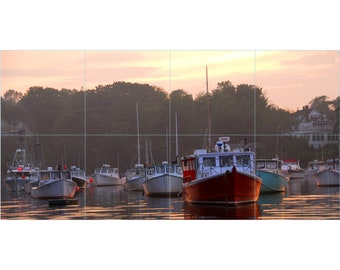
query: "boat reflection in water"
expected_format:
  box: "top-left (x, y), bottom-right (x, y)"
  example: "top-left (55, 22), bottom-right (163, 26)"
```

top-left (183, 202), bottom-right (260, 219)
top-left (257, 192), bottom-right (285, 205)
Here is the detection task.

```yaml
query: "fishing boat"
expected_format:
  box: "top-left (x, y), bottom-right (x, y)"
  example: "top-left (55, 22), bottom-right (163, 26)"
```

top-left (125, 163), bottom-right (146, 191)
top-left (181, 137), bottom-right (262, 205)
top-left (314, 158), bottom-right (340, 186)
top-left (2, 133), bottom-right (40, 192)
top-left (142, 162), bottom-right (183, 196)
top-left (255, 158), bottom-right (289, 193)
top-left (31, 169), bottom-right (77, 199)
top-left (93, 164), bottom-right (126, 186)
top-left (125, 103), bottom-right (146, 191)
top-left (142, 112), bottom-right (183, 196)
top-left (70, 166), bottom-right (87, 188)
top-left (281, 159), bottom-right (305, 179)
top-left (304, 160), bottom-right (327, 176)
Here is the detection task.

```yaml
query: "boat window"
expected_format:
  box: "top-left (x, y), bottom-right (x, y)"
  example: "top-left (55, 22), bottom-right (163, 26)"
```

top-left (182, 158), bottom-right (195, 171)
top-left (156, 166), bottom-right (163, 173)
top-left (62, 171), bottom-right (71, 179)
top-left (203, 157), bottom-right (216, 167)
top-left (51, 171), bottom-right (60, 179)
top-left (266, 161), bottom-right (277, 170)
top-left (176, 166), bottom-right (183, 174)
top-left (147, 167), bottom-right (154, 175)
top-left (236, 155), bottom-right (250, 167)
top-left (219, 156), bottom-right (233, 167)
top-left (256, 161), bottom-right (265, 169)
top-left (41, 172), bottom-right (50, 180)
top-left (167, 166), bottom-right (174, 173)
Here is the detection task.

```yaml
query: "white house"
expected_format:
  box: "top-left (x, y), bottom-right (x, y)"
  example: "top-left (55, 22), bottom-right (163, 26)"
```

top-left (289, 106), bottom-right (338, 149)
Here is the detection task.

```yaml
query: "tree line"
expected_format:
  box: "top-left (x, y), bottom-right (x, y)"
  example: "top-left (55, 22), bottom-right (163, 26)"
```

top-left (1, 81), bottom-right (339, 175)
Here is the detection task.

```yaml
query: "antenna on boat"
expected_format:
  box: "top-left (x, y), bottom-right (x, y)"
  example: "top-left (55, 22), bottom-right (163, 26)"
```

top-left (175, 112), bottom-right (179, 164)
top-left (136, 102), bottom-right (141, 165)
top-left (206, 66), bottom-right (212, 151)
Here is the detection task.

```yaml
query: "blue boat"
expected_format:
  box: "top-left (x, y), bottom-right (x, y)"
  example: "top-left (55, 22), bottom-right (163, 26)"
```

top-left (256, 158), bottom-right (289, 193)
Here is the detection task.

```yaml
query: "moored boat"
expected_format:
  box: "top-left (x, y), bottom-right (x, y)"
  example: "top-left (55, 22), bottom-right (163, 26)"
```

top-left (2, 140), bottom-right (39, 192)
top-left (281, 159), bottom-right (305, 179)
top-left (314, 158), bottom-right (340, 186)
top-left (70, 166), bottom-right (87, 188)
top-left (125, 164), bottom-right (146, 191)
top-left (304, 160), bottom-right (327, 177)
top-left (31, 169), bottom-right (77, 199)
top-left (93, 164), bottom-right (126, 186)
top-left (256, 158), bottom-right (289, 193)
top-left (181, 137), bottom-right (262, 205)
top-left (142, 162), bottom-right (183, 196)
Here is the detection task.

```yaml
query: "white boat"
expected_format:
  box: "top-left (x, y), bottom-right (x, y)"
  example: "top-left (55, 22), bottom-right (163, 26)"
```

top-left (2, 139), bottom-right (39, 192)
top-left (281, 159), bottom-right (305, 179)
top-left (304, 160), bottom-right (327, 176)
top-left (125, 103), bottom-right (146, 191)
top-left (94, 164), bottom-right (126, 186)
top-left (143, 162), bottom-right (183, 196)
top-left (125, 163), bottom-right (146, 191)
top-left (142, 111), bottom-right (183, 196)
top-left (31, 169), bottom-right (77, 199)
top-left (314, 158), bottom-right (340, 186)
top-left (70, 166), bottom-right (87, 188)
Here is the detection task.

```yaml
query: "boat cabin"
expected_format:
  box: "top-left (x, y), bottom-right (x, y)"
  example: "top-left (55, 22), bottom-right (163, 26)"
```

top-left (281, 159), bottom-right (302, 171)
top-left (39, 169), bottom-right (71, 181)
top-left (256, 159), bottom-right (281, 173)
top-left (95, 164), bottom-right (119, 175)
top-left (147, 161), bottom-right (183, 175)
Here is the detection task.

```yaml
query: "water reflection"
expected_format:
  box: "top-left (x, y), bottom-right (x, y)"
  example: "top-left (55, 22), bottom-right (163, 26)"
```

top-left (183, 202), bottom-right (260, 219)
top-left (1, 176), bottom-right (339, 220)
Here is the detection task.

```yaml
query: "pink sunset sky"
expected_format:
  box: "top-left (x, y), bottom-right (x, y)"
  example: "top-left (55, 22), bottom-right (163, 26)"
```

top-left (1, 50), bottom-right (339, 111)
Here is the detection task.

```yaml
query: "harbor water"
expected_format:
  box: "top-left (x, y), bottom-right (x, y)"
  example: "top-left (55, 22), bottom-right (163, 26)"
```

top-left (1, 175), bottom-right (339, 220)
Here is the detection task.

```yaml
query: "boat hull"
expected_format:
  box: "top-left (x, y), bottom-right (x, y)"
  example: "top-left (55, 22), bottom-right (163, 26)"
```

top-left (125, 175), bottom-right (145, 191)
top-left (3, 178), bottom-right (30, 192)
top-left (72, 176), bottom-right (87, 188)
top-left (315, 169), bottom-right (340, 186)
top-left (143, 174), bottom-right (183, 196)
top-left (24, 180), bottom-right (40, 194)
top-left (94, 174), bottom-right (126, 186)
top-left (256, 170), bottom-right (288, 193)
top-left (31, 179), bottom-right (77, 199)
top-left (183, 166), bottom-right (262, 205)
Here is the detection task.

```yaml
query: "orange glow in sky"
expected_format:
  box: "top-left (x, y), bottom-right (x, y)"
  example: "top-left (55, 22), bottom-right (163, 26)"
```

top-left (1, 50), bottom-right (339, 111)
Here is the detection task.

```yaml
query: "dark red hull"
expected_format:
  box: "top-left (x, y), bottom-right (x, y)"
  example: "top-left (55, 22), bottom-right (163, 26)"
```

top-left (182, 166), bottom-right (262, 205)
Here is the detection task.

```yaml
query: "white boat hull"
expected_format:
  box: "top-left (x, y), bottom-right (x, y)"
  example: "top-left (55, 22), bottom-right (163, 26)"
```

top-left (315, 169), bottom-right (340, 186)
top-left (143, 174), bottom-right (183, 196)
top-left (94, 174), bottom-right (126, 186)
top-left (24, 180), bottom-right (40, 194)
top-left (125, 175), bottom-right (145, 191)
top-left (31, 179), bottom-right (77, 199)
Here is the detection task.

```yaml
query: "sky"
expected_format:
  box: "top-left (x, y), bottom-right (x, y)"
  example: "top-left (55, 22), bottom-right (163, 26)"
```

top-left (1, 50), bottom-right (339, 111)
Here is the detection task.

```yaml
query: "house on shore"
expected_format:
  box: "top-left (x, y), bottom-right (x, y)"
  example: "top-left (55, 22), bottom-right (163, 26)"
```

top-left (289, 106), bottom-right (338, 149)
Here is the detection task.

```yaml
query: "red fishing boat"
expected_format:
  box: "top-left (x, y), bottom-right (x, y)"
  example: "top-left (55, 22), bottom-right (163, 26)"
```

top-left (181, 137), bottom-right (262, 205)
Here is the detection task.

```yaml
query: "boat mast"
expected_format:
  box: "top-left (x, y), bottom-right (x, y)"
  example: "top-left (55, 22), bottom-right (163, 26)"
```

top-left (136, 102), bottom-right (141, 164)
top-left (175, 112), bottom-right (179, 164)
top-left (206, 66), bottom-right (212, 151)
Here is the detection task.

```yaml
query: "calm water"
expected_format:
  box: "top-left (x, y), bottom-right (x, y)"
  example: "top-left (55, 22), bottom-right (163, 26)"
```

top-left (1, 175), bottom-right (339, 220)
